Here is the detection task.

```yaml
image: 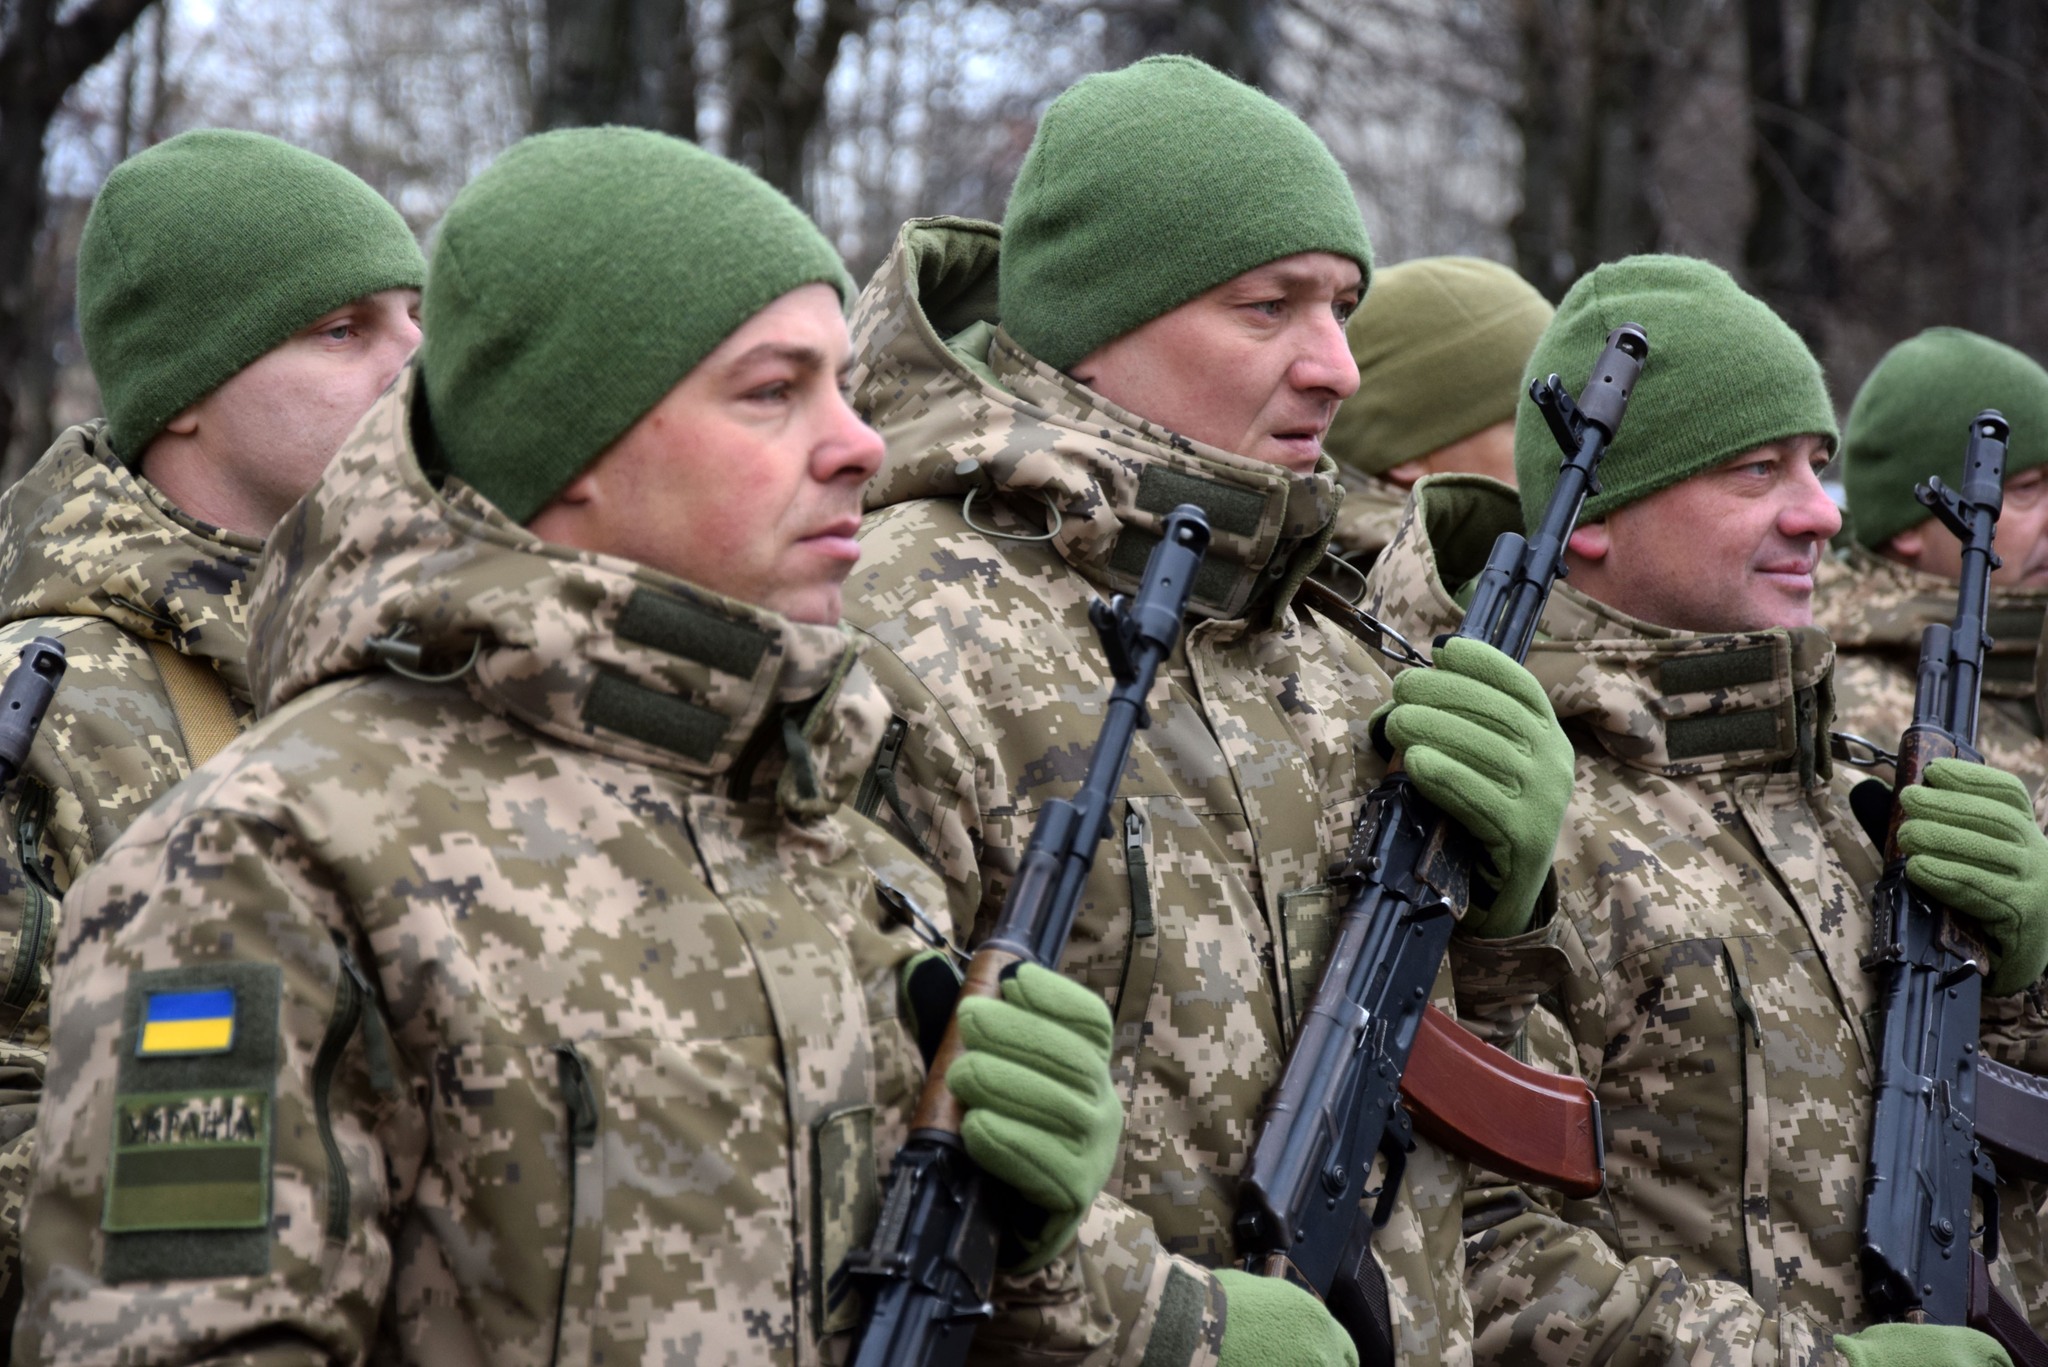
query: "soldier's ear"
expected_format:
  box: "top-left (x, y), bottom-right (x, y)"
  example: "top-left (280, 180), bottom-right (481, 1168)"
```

top-left (163, 406), bottom-right (200, 436)
top-left (1883, 528), bottom-right (1924, 567)
top-left (1383, 457), bottom-right (1428, 490)
top-left (1566, 522), bottom-right (1610, 563)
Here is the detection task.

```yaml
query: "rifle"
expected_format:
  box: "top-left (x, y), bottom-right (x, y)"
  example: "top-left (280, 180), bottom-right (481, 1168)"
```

top-left (839, 505), bottom-right (1212, 1367)
top-left (1235, 324), bottom-right (1648, 1345)
top-left (0, 638), bottom-right (66, 787)
top-left (1857, 411), bottom-right (2048, 1367)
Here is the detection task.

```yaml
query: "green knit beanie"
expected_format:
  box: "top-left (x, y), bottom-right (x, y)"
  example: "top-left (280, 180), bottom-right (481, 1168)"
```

top-left (418, 126), bottom-right (854, 524)
top-left (78, 128), bottom-right (426, 463)
top-left (999, 56), bottom-right (1372, 372)
top-left (1843, 328), bottom-right (2048, 550)
top-left (1327, 256), bottom-right (1553, 476)
top-left (1515, 254), bottom-right (1837, 528)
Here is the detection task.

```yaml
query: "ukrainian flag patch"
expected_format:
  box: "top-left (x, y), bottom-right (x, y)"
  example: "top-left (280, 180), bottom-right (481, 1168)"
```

top-left (137, 986), bottom-right (237, 1057)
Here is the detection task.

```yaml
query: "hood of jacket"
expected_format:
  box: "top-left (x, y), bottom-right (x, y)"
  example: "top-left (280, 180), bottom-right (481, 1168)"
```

top-left (248, 367), bottom-right (884, 812)
top-left (0, 421), bottom-right (263, 698)
top-left (1814, 540), bottom-right (2045, 709)
top-left (1365, 473), bottom-right (1838, 784)
top-left (849, 216), bottom-right (1343, 624)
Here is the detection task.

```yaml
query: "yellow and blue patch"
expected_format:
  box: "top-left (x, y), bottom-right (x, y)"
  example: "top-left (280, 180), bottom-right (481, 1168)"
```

top-left (136, 986), bottom-right (237, 1057)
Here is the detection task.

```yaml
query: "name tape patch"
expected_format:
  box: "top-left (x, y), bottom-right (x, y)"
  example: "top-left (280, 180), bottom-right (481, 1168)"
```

top-left (103, 1089), bottom-right (271, 1233)
top-left (137, 986), bottom-right (237, 1057)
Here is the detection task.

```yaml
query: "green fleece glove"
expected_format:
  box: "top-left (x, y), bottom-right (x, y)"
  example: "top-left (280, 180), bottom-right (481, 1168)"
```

top-left (946, 962), bottom-right (1121, 1273)
top-left (1381, 637), bottom-right (1574, 938)
top-left (1897, 759), bottom-right (2048, 997)
top-left (1835, 1323), bottom-right (2012, 1367)
top-left (1213, 1269), bottom-right (1358, 1367)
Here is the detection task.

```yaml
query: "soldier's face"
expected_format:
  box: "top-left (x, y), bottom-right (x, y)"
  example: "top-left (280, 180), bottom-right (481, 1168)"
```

top-left (1565, 435), bottom-right (1842, 632)
top-left (1068, 251), bottom-right (1362, 473)
top-left (1885, 466), bottom-right (2048, 589)
top-left (153, 288), bottom-right (421, 536)
top-left (524, 283), bottom-right (885, 626)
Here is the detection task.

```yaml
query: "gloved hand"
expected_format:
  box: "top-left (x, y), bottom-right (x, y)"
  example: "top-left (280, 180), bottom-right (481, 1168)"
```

top-left (1213, 1269), bottom-right (1357, 1367)
top-left (1897, 758), bottom-right (2048, 997)
top-left (945, 962), bottom-right (1121, 1272)
top-left (1835, 1322), bottom-right (2012, 1367)
top-left (1380, 636), bottom-right (1574, 938)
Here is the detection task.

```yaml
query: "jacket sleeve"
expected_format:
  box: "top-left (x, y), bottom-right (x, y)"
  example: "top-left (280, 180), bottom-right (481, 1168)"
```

top-left (0, 621), bottom-right (208, 1337)
top-left (17, 804), bottom-right (424, 1367)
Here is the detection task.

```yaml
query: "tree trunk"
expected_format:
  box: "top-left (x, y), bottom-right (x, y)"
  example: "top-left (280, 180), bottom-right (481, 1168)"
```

top-left (1580, 0), bottom-right (1660, 266)
top-left (1105, 0), bottom-right (1274, 90)
top-left (0, 0), bottom-right (159, 477)
top-left (1741, 0), bottom-right (1861, 345)
top-left (534, 0), bottom-right (693, 137)
top-left (1510, 0), bottom-right (1586, 301)
top-left (724, 0), bottom-right (865, 206)
top-left (1952, 0), bottom-right (2029, 341)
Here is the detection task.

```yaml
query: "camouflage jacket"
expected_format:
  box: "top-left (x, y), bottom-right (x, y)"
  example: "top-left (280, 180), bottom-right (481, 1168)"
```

top-left (16, 370), bottom-right (1163, 1366)
top-left (1363, 474), bottom-right (2048, 1367)
top-left (0, 421), bottom-right (259, 1314)
top-left (1812, 543), bottom-right (2048, 819)
top-left (1329, 465), bottom-right (1408, 571)
top-left (841, 216), bottom-right (1475, 1366)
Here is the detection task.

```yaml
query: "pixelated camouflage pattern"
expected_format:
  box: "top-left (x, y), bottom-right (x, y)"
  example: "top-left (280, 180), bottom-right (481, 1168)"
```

top-left (843, 216), bottom-right (1475, 1365)
top-left (0, 421), bottom-right (259, 1321)
top-left (1812, 543), bottom-right (2048, 816)
top-left (1367, 473), bottom-right (2048, 1366)
top-left (1329, 465), bottom-right (1409, 570)
top-left (16, 370), bottom-right (1151, 1366)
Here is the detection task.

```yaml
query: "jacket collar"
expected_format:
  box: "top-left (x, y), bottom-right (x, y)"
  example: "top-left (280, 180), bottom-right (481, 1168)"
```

top-left (0, 422), bottom-right (262, 698)
top-left (1815, 541), bottom-right (2046, 704)
top-left (852, 216), bottom-right (1340, 624)
top-left (1365, 472), bottom-right (1838, 783)
top-left (250, 368), bottom-right (877, 811)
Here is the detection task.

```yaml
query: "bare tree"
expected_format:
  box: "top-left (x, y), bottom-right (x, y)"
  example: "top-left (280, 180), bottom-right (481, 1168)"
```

top-left (726, 0), bottom-right (868, 201)
top-left (0, 0), bottom-right (158, 470)
top-left (1741, 0), bottom-right (1862, 344)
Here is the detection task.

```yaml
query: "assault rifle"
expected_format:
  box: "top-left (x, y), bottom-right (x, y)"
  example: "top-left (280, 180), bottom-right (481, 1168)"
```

top-left (1857, 412), bottom-right (2048, 1367)
top-left (1235, 324), bottom-right (1648, 1350)
top-left (840, 505), bottom-right (1212, 1367)
top-left (0, 638), bottom-right (66, 787)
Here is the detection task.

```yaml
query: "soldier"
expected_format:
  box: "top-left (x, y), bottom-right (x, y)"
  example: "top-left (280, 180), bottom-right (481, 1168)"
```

top-left (1359, 254), bottom-right (2048, 1367)
top-left (1324, 256), bottom-right (1552, 568)
top-left (17, 128), bottom-right (1150, 1364)
top-left (0, 128), bottom-right (424, 1324)
top-left (1816, 327), bottom-right (2048, 812)
top-left (843, 57), bottom-right (1578, 1366)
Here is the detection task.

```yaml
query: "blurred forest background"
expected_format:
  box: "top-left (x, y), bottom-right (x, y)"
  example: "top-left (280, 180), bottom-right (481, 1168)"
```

top-left (2, 0), bottom-right (2044, 487)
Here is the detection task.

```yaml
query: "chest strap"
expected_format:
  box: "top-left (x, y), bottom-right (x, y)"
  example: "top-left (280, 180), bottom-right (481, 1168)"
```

top-left (146, 640), bottom-right (240, 767)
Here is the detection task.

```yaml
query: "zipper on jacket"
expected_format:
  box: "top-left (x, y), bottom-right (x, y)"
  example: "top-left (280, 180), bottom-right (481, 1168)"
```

top-left (1124, 806), bottom-right (1155, 942)
top-left (552, 1043), bottom-right (600, 1367)
top-left (311, 940), bottom-right (398, 1242)
top-left (7, 780), bottom-right (57, 1010)
top-left (853, 717), bottom-right (928, 858)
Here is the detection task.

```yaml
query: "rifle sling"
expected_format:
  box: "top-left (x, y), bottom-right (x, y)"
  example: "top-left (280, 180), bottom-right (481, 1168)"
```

top-left (1400, 1005), bottom-right (1604, 1198)
top-left (1975, 1058), bottom-right (2048, 1180)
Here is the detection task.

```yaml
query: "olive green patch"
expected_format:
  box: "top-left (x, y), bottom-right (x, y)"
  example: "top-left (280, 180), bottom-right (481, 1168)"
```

top-left (1659, 644), bottom-right (1778, 697)
top-left (104, 962), bottom-right (281, 1283)
top-left (616, 587), bottom-right (771, 680)
top-left (1134, 466), bottom-right (1267, 538)
top-left (1667, 709), bottom-right (1782, 760)
top-left (1110, 528), bottom-right (1241, 605)
top-left (585, 668), bottom-right (728, 761)
top-left (1138, 1262), bottom-right (1209, 1367)
top-left (104, 1090), bottom-right (270, 1232)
